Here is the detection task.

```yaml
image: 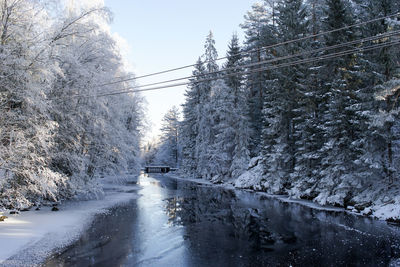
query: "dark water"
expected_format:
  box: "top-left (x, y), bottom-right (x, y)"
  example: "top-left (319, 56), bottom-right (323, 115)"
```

top-left (45, 175), bottom-right (400, 267)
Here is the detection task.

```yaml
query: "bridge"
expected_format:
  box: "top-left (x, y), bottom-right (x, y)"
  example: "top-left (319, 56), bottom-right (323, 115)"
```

top-left (143, 166), bottom-right (178, 174)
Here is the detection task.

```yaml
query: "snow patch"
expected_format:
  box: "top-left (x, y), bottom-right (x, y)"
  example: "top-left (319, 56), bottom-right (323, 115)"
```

top-left (234, 157), bottom-right (264, 190)
top-left (373, 203), bottom-right (400, 221)
top-left (0, 179), bottom-right (140, 266)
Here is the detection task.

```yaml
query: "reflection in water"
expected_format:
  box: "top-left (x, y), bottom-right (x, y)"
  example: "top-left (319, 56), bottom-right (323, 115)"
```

top-left (163, 182), bottom-right (400, 266)
top-left (45, 175), bottom-right (400, 267)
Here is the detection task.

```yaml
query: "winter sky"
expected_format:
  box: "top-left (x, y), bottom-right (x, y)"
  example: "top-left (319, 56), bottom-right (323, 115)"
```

top-left (104, 0), bottom-right (260, 142)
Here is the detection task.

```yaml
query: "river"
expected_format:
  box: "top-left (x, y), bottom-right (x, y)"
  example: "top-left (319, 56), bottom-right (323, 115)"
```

top-left (44, 174), bottom-right (400, 266)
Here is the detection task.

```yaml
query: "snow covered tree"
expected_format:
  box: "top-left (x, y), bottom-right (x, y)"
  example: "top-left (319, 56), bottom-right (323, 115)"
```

top-left (312, 0), bottom-right (367, 205)
top-left (0, 0), bottom-right (145, 209)
top-left (241, 2), bottom-right (271, 156)
top-left (0, 0), bottom-right (63, 208)
top-left (356, 0), bottom-right (400, 184)
top-left (175, 0), bottom-right (400, 213)
top-left (196, 31), bottom-right (219, 179)
top-left (180, 58), bottom-right (205, 177)
top-left (154, 106), bottom-right (180, 167)
top-left (224, 34), bottom-right (250, 179)
top-left (277, 0), bottom-right (309, 179)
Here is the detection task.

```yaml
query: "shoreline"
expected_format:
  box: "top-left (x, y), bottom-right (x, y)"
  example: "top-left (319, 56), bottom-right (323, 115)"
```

top-left (0, 177), bottom-right (141, 266)
top-left (167, 173), bottom-right (400, 226)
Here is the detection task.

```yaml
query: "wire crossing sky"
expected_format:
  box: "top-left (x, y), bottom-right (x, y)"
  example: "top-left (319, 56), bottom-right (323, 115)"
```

top-left (104, 0), bottom-right (259, 142)
top-left (50, 25), bottom-right (400, 100)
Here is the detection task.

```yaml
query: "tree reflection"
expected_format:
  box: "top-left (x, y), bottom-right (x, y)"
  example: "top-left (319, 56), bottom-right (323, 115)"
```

top-left (163, 181), bottom-right (400, 266)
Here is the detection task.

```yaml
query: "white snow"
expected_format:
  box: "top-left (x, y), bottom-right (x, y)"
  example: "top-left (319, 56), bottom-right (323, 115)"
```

top-left (234, 159), bottom-right (264, 190)
top-left (373, 203), bottom-right (400, 221)
top-left (0, 177), bottom-right (140, 266)
top-left (271, 195), bottom-right (344, 212)
top-left (231, 157), bottom-right (400, 221)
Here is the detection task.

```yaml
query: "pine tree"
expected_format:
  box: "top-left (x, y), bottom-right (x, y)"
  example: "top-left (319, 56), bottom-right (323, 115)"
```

top-left (180, 58), bottom-right (205, 177)
top-left (224, 34), bottom-right (250, 179)
top-left (358, 0), bottom-right (400, 183)
top-left (258, 0), bottom-right (311, 194)
top-left (196, 31), bottom-right (219, 179)
top-left (314, 0), bottom-right (364, 205)
top-left (241, 2), bottom-right (271, 157)
top-left (207, 79), bottom-right (235, 182)
top-left (289, 0), bottom-right (325, 198)
top-left (154, 106), bottom-right (180, 167)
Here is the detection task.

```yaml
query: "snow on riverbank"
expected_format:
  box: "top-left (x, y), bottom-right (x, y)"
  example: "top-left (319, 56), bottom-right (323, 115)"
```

top-left (171, 172), bottom-right (345, 213)
top-left (0, 175), bottom-right (140, 266)
top-left (233, 158), bottom-right (400, 222)
top-left (174, 159), bottom-right (399, 222)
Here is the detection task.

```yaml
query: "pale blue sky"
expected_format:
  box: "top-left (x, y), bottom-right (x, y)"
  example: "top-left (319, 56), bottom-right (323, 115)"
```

top-left (104, 0), bottom-right (259, 141)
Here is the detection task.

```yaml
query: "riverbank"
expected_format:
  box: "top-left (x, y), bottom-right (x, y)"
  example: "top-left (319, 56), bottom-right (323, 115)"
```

top-left (233, 158), bottom-right (400, 223)
top-left (170, 169), bottom-right (400, 224)
top-left (0, 175), bottom-right (140, 266)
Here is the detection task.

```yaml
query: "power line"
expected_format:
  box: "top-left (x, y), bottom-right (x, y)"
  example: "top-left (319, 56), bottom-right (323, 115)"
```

top-left (52, 29), bottom-right (400, 99)
top-left (91, 12), bottom-right (400, 87)
top-left (53, 40), bottom-right (400, 100)
top-left (50, 40), bottom-right (400, 101)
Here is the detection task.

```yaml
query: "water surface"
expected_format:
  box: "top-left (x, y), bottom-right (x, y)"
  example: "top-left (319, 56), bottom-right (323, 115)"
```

top-left (45, 174), bottom-right (400, 266)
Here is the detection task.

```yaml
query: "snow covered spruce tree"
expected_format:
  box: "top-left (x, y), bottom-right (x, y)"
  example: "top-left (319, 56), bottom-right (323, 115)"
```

top-left (357, 0), bottom-right (400, 186)
top-left (178, 0), bottom-right (399, 213)
top-left (311, 0), bottom-right (367, 206)
top-left (195, 31), bottom-right (219, 179)
top-left (263, 0), bottom-right (311, 194)
top-left (153, 106), bottom-right (180, 168)
top-left (180, 58), bottom-right (205, 177)
top-left (233, 0), bottom-right (399, 210)
top-left (241, 3), bottom-right (270, 157)
top-left (181, 33), bottom-right (250, 181)
top-left (202, 34), bottom-right (251, 182)
top-left (0, 0), bottom-right (144, 209)
top-left (288, 0), bottom-right (326, 198)
top-left (224, 34), bottom-right (250, 179)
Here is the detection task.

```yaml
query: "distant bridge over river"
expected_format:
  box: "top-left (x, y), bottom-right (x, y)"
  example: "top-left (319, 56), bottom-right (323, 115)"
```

top-left (142, 166), bottom-right (178, 174)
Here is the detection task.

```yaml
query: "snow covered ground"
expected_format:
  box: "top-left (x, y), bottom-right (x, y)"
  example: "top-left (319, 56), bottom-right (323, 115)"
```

top-left (0, 175), bottom-right (140, 266)
top-left (233, 158), bottom-right (400, 222)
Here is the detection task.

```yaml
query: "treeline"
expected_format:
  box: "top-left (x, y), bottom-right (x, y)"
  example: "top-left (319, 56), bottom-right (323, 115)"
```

top-left (0, 1), bottom-right (144, 209)
top-left (179, 0), bottom-right (400, 205)
top-left (143, 106), bottom-right (180, 168)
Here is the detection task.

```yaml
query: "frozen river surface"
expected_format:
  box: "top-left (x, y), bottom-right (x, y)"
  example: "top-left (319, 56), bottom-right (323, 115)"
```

top-left (45, 174), bottom-right (400, 266)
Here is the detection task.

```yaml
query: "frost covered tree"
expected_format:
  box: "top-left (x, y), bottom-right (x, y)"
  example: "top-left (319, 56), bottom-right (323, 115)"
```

top-left (224, 35), bottom-right (250, 179)
top-left (0, 0), bottom-right (144, 209)
top-left (179, 0), bottom-right (400, 210)
top-left (241, 2), bottom-right (271, 156)
top-left (357, 0), bottom-right (400, 184)
top-left (0, 0), bottom-right (63, 208)
top-left (153, 106), bottom-right (180, 167)
top-left (181, 33), bottom-right (250, 181)
top-left (207, 79), bottom-right (236, 182)
top-left (195, 31), bottom-right (219, 179)
top-left (312, 0), bottom-right (365, 205)
top-left (180, 58), bottom-right (205, 177)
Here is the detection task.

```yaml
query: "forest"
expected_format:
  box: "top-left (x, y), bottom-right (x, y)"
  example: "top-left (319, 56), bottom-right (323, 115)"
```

top-left (150, 0), bottom-right (400, 218)
top-left (0, 0), bottom-right (144, 209)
